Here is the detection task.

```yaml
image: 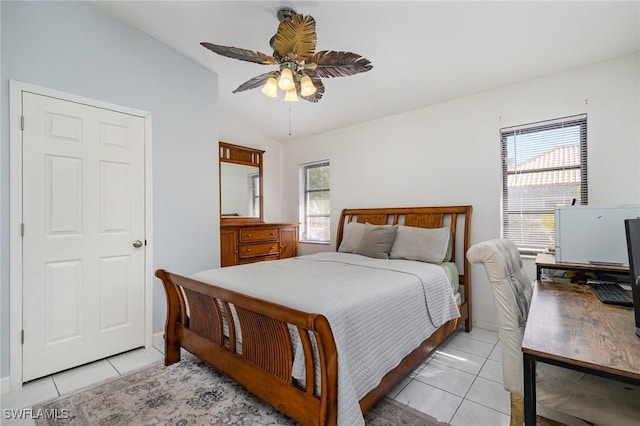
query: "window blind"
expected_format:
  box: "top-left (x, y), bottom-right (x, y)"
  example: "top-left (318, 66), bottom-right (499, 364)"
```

top-left (501, 114), bottom-right (587, 253)
top-left (301, 161), bottom-right (330, 242)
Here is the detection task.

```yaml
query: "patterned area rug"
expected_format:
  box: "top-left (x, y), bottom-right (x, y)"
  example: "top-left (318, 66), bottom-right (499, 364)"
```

top-left (34, 353), bottom-right (450, 426)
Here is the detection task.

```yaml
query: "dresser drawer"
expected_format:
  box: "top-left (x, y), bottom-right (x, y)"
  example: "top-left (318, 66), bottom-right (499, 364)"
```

top-left (238, 242), bottom-right (279, 258)
top-left (221, 223), bottom-right (298, 267)
top-left (240, 228), bottom-right (279, 242)
top-left (239, 255), bottom-right (278, 265)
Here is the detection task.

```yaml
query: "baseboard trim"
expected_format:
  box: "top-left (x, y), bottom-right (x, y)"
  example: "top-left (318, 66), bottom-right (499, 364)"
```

top-left (472, 319), bottom-right (498, 332)
top-left (153, 332), bottom-right (164, 350)
top-left (1, 375), bottom-right (11, 395)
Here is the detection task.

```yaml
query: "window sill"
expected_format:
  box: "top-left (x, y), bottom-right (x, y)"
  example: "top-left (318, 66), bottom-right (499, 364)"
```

top-left (300, 240), bottom-right (331, 245)
top-left (520, 253), bottom-right (538, 260)
top-left (518, 249), bottom-right (552, 259)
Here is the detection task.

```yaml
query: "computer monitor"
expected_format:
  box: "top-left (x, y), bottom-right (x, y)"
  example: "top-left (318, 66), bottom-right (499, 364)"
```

top-left (624, 218), bottom-right (640, 337)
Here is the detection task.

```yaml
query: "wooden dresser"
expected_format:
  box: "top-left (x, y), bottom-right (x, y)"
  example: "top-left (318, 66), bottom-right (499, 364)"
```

top-left (220, 223), bottom-right (299, 267)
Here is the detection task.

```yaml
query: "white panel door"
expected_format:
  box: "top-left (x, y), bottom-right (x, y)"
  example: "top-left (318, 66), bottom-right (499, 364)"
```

top-left (22, 92), bottom-right (146, 381)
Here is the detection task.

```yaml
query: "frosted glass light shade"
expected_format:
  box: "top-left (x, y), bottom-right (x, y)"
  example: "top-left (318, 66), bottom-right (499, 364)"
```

top-left (300, 75), bottom-right (317, 96)
top-left (284, 89), bottom-right (299, 102)
top-left (261, 77), bottom-right (278, 98)
top-left (278, 68), bottom-right (295, 91)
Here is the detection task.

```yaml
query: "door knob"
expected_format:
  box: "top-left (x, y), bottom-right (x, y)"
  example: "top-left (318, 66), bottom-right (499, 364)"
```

top-left (133, 240), bottom-right (143, 248)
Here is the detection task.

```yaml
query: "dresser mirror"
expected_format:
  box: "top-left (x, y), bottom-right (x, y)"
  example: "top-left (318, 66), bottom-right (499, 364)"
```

top-left (219, 142), bottom-right (264, 223)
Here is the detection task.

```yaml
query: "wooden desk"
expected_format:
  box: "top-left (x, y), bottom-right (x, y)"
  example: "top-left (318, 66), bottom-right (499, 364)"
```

top-left (521, 281), bottom-right (640, 426)
top-left (535, 253), bottom-right (629, 280)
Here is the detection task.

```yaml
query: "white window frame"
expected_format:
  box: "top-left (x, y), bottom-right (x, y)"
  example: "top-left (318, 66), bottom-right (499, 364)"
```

top-left (300, 160), bottom-right (330, 243)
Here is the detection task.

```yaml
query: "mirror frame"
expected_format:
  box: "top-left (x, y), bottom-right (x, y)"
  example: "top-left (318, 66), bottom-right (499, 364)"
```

top-left (219, 141), bottom-right (264, 224)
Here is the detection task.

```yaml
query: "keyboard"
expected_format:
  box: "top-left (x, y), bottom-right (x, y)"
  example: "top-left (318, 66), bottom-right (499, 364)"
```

top-left (588, 283), bottom-right (633, 307)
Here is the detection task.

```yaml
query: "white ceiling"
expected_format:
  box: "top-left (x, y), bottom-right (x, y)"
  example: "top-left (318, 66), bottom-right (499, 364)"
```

top-left (95, 1), bottom-right (640, 143)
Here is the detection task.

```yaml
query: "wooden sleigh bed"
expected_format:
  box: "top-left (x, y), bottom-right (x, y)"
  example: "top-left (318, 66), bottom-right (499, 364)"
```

top-left (156, 205), bottom-right (472, 425)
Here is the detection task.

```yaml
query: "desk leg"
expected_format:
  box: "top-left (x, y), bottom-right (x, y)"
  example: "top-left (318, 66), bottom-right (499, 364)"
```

top-left (523, 353), bottom-right (537, 426)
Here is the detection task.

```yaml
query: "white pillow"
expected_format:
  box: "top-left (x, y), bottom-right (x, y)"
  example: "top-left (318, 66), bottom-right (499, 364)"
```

top-left (338, 221), bottom-right (366, 253)
top-left (389, 225), bottom-right (451, 263)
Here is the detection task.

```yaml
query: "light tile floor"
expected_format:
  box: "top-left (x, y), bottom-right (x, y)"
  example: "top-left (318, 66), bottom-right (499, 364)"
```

top-left (389, 326), bottom-right (512, 426)
top-left (0, 327), bottom-right (548, 426)
top-left (0, 346), bottom-right (164, 425)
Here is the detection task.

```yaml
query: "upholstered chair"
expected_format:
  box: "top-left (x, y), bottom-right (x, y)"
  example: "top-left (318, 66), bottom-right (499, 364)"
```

top-left (466, 239), bottom-right (640, 426)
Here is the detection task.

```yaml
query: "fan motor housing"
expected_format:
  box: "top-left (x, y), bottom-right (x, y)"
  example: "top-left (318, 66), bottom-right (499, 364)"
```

top-left (277, 7), bottom-right (297, 22)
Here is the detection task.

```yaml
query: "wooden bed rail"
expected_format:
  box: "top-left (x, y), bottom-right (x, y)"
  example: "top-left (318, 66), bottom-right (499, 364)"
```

top-left (156, 269), bottom-right (339, 426)
top-left (156, 205), bottom-right (472, 425)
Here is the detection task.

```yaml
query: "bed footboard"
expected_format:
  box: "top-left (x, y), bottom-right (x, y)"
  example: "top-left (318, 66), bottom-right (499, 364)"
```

top-left (156, 269), bottom-right (339, 426)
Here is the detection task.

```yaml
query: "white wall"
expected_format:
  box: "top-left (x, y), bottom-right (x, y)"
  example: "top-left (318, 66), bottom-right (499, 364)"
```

top-left (1, 2), bottom-right (219, 379)
top-left (282, 53), bottom-right (640, 331)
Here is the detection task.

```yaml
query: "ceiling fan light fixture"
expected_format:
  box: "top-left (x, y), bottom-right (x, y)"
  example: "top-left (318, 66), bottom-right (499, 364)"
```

top-left (300, 75), bottom-right (317, 96)
top-left (277, 68), bottom-right (295, 91)
top-left (284, 89), bottom-right (299, 102)
top-left (201, 8), bottom-right (372, 104)
top-left (261, 76), bottom-right (278, 98)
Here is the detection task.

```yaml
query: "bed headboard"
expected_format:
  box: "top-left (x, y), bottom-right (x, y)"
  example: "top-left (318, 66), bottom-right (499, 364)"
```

top-left (336, 205), bottom-right (473, 312)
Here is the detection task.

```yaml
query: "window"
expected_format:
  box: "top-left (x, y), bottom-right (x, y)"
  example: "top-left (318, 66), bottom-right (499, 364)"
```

top-left (248, 173), bottom-right (260, 217)
top-left (301, 161), bottom-right (330, 242)
top-left (501, 115), bottom-right (587, 254)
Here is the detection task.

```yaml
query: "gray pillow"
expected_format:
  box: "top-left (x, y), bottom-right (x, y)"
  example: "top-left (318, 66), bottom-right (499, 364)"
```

top-left (354, 224), bottom-right (398, 259)
top-left (338, 221), bottom-right (366, 253)
top-left (389, 226), bottom-right (451, 263)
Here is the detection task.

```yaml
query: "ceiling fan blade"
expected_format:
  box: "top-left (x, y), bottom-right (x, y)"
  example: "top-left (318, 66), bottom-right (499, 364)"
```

top-left (232, 72), bottom-right (273, 93)
top-left (300, 77), bottom-right (324, 103)
top-left (274, 15), bottom-right (317, 61)
top-left (201, 42), bottom-right (276, 65)
top-left (309, 50), bottom-right (373, 78)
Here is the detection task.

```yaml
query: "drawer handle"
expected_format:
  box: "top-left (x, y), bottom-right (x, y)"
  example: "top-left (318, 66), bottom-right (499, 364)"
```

top-left (247, 233), bottom-right (252, 237)
top-left (271, 246), bottom-right (275, 250)
top-left (247, 249), bottom-right (251, 252)
top-left (270, 232), bottom-right (274, 236)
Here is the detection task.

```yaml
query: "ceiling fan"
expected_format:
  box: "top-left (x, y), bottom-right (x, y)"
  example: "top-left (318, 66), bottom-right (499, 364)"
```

top-left (201, 7), bottom-right (373, 102)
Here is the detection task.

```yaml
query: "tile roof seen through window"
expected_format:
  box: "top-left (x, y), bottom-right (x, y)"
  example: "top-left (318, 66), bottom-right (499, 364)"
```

top-left (508, 145), bottom-right (581, 187)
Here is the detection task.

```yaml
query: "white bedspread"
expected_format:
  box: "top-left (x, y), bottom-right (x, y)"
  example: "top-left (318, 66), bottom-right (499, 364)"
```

top-left (192, 252), bottom-right (460, 426)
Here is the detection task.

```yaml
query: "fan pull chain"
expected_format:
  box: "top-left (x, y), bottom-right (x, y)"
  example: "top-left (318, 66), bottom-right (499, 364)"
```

top-left (288, 102), bottom-right (292, 136)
